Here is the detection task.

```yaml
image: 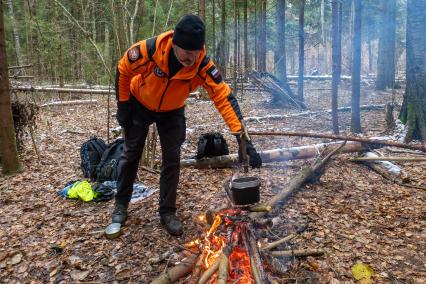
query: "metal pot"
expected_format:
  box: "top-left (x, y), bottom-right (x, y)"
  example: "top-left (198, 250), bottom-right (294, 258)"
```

top-left (231, 176), bottom-right (260, 205)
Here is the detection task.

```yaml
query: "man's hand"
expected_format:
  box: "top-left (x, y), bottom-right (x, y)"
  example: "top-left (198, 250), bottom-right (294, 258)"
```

top-left (237, 136), bottom-right (262, 168)
top-left (116, 101), bottom-right (132, 129)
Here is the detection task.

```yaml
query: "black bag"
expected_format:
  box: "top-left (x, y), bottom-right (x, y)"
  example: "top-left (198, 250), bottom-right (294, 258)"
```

top-left (80, 137), bottom-right (107, 180)
top-left (196, 133), bottom-right (229, 159)
top-left (95, 138), bottom-right (125, 182)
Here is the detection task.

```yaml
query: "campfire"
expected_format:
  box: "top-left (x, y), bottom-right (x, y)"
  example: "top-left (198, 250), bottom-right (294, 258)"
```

top-left (187, 208), bottom-right (264, 284)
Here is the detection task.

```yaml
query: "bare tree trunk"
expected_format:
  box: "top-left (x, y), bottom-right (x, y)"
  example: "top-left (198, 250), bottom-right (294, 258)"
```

top-left (129, 0), bottom-right (141, 43)
top-left (331, 0), bottom-right (341, 134)
top-left (258, 0), bottom-right (267, 71)
top-left (219, 0), bottom-right (226, 77)
top-left (298, 0), bottom-right (305, 102)
top-left (351, 0), bottom-right (362, 133)
top-left (0, 4), bottom-right (20, 174)
top-left (276, 0), bottom-right (287, 84)
top-left (376, 0), bottom-right (396, 90)
top-left (243, 0), bottom-right (248, 70)
top-left (399, 0), bottom-right (426, 142)
top-left (6, 0), bottom-right (23, 66)
top-left (254, 0), bottom-right (258, 70)
top-left (233, 0), bottom-right (238, 94)
top-left (212, 0), bottom-right (216, 59)
top-left (198, 0), bottom-right (206, 22)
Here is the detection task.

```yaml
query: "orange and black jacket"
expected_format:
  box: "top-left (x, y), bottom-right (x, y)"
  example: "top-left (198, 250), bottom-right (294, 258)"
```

top-left (116, 31), bottom-right (243, 133)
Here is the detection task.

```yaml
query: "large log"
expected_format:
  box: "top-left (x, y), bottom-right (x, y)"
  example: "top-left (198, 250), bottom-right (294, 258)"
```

top-left (180, 141), bottom-right (365, 168)
top-left (249, 142), bottom-right (347, 219)
top-left (150, 254), bottom-right (198, 284)
top-left (245, 104), bottom-right (385, 123)
top-left (245, 131), bottom-right (426, 152)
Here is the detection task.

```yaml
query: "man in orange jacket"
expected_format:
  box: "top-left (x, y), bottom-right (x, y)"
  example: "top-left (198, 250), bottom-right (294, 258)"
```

top-left (112, 14), bottom-right (261, 236)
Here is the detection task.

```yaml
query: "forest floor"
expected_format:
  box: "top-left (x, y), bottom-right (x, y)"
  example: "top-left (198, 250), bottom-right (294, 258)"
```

top-left (0, 80), bottom-right (425, 283)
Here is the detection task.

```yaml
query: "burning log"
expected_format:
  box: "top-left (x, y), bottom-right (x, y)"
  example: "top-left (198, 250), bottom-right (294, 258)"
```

top-left (150, 254), bottom-right (198, 284)
top-left (197, 256), bottom-right (220, 284)
top-left (217, 247), bottom-right (231, 284)
top-left (250, 142), bottom-right (347, 219)
top-left (180, 141), bottom-right (365, 168)
top-left (270, 248), bottom-right (325, 257)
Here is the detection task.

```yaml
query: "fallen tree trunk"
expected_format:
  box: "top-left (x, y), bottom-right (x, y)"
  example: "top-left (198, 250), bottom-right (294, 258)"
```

top-left (350, 156), bottom-right (426, 162)
top-left (356, 152), bottom-right (408, 182)
top-left (150, 254), bottom-right (198, 284)
top-left (250, 142), bottom-right (347, 219)
top-left (245, 131), bottom-right (426, 152)
top-left (40, 99), bottom-right (97, 107)
top-left (181, 141), bottom-right (364, 168)
top-left (245, 104), bottom-right (385, 123)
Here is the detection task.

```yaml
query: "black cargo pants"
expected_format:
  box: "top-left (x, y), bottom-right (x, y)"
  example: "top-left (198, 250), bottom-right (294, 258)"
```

top-left (115, 96), bottom-right (186, 216)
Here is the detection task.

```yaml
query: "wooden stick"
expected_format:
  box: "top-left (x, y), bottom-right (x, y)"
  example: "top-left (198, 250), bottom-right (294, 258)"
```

top-left (249, 204), bottom-right (272, 212)
top-left (250, 142), bottom-right (347, 219)
top-left (260, 233), bottom-right (296, 251)
top-left (197, 256), bottom-right (221, 284)
top-left (350, 156), bottom-right (426, 162)
top-left (150, 254), bottom-right (198, 284)
top-left (40, 99), bottom-right (97, 107)
top-left (241, 131), bottom-right (426, 152)
top-left (181, 141), bottom-right (365, 168)
top-left (270, 248), bottom-right (325, 257)
top-left (217, 247), bottom-right (231, 284)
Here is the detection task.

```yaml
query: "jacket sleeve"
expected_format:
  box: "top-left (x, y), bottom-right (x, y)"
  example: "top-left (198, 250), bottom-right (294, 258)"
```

top-left (116, 40), bottom-right (151, 102)
top-left (199, 58), bottom-right (243, 133)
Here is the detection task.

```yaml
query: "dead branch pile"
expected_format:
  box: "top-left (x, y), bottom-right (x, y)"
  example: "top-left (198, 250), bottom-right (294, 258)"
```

top-left (248, 71), bottom-right (305, 109)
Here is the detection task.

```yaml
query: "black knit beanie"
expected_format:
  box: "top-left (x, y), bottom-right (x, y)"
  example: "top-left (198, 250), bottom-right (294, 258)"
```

top-left (173, 14), bottom-right (205, 51)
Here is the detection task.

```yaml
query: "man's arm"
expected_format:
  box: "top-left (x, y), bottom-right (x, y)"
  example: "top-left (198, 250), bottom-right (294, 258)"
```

top-left (115, 39), bottom-right (153, 128)
top-left (198, 58), bottom-right (262, 168)
top-left (198, 58), bottom-right (242, 132)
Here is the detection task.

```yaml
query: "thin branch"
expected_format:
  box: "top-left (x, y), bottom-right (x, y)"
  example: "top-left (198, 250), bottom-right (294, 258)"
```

top-left (53, 0), bottom-right (112, 80)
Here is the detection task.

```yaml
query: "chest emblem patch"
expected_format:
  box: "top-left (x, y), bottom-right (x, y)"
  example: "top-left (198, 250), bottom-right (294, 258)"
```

top-left (127, 45), bottom-right (142, 63)
top-left (154, 66), bottom-right (166, 78)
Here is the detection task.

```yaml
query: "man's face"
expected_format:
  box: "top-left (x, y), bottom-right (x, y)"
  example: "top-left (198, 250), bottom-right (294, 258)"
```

top-left (172, 44), bottom-right (202, 67)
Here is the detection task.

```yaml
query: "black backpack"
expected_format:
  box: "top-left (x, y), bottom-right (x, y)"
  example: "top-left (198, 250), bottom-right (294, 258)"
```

top-left (80, 137), bottom-right (107, 180)
top-left (95, 138), bottom-right (125, 182)
top-left (196, 133), bottom-right (229, 159)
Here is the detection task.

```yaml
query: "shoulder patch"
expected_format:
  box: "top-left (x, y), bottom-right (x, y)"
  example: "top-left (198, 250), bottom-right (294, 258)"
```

top-left (206, 65), bottom-right (223, 84)
top-left (127, 45), bottom-right (142, 63)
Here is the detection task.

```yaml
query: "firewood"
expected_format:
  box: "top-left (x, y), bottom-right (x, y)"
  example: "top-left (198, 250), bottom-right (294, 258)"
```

top-left (243, 130), bottom-right (426, 152)
top-left (260, 233), bottom-right (296, 251)
top-left (260, 252), bottom-right (289, 275)
top-left (217, 247), bottom-right (231, 284)
top-left (150, 254), bottom-right (198, 284)
top-left (249, 204), bottom-right (272, 212)
top-left (270, 248), bottom-right (325, 257)
top-left (250, 142), bottom-right (347, 219)
top-left (197, 256), bottom-right (221, 284)
top-left (181, 141), bottom-right (365, 168)
top-left (188, 250), bottom-right (208, 284)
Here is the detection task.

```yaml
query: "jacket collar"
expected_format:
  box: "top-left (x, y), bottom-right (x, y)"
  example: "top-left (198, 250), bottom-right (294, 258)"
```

top-left (152, 31), bottom-right (206, 80)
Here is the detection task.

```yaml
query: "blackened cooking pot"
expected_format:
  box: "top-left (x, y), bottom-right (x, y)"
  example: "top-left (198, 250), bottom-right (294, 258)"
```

top-left (231, 176), bottom-right (260, 205)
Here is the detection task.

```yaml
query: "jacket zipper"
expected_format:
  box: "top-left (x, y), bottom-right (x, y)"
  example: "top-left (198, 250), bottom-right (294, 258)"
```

top-left (157, 79), bottom-right (171, 111)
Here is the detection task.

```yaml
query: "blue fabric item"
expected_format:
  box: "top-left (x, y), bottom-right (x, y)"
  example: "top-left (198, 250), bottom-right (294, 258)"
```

top-left (99, 181), bottom-right (157, 203)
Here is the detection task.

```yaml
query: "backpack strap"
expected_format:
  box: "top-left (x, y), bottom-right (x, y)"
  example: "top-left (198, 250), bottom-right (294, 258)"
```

top-left (196, 136), bottom-right (209, 160)
top-left (146, 36), bottom-right (157, 61)
top-left (91, 139), bottom-right (106, 157)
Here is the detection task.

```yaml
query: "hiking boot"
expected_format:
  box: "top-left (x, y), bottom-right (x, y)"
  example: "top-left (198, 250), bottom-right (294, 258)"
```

top-left (160, 214), bottom-right (183, 236)
top-left (112, 202), bottom-right (129, 224)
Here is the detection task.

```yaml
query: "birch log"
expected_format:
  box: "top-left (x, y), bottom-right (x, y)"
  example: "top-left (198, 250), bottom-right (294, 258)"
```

top-left (181, 141), bottom-right (364, 168)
